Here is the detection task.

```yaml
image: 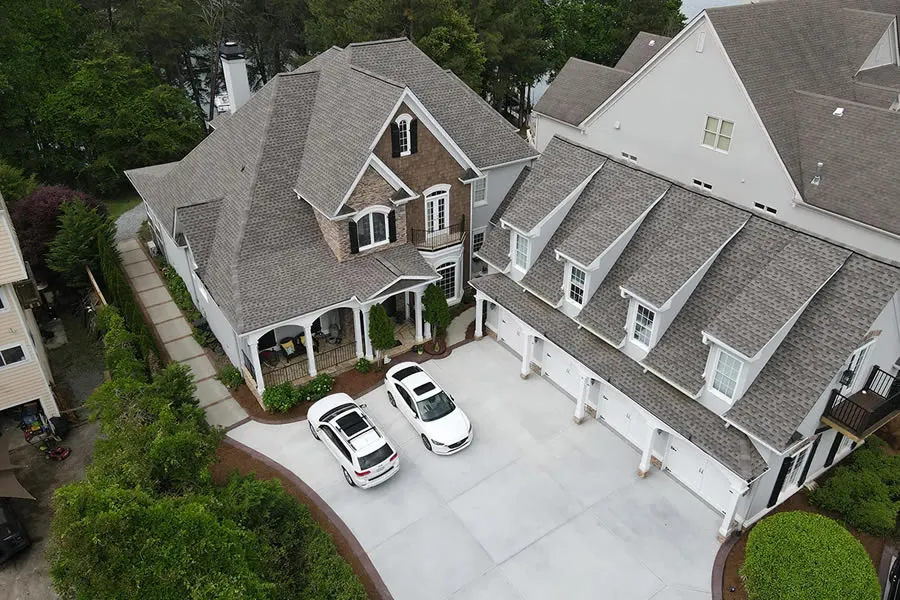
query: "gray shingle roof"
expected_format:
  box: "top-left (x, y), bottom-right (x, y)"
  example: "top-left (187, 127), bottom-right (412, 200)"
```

top-left (471, 274), bottom-right (767, 480)
top-left (615, 32), bottom-right (672, 73)
top-left (349, 39), bottom-right (537, 169)
top-left (491, 166), bottom-right (530, 226)
top-left (796, 92), bottom-right (900, 235)
top-left (622, 189), bottom-right (749, 308)
top-left (727, 254), bottom-right (900, 449)
top-left (843, 8), bottom-right (897, 72)
top-left (177, 200), bottom-right (221, 270)
top-left (500, 137), bottom-right (606, 233)
top-left (476, 226), bottom-right (511, 271)
top-left (705, 232), bottom-right (851, 359)
top-left (644, 219), bottom-right (798, 395)
top-left (533, 58), bottom-right (632, 126)
top-left (855, 63), bottom-right (900, 89)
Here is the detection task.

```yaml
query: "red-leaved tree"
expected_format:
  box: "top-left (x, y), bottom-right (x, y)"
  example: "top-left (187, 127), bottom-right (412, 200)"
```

top-left (10, 185), bottom-right (105, 271)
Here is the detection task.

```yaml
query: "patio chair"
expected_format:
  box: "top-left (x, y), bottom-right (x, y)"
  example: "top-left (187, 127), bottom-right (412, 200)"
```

top-left (279, 337), bottom-right (297, 358)
top-left (327, 323), bottom-right (342, 345)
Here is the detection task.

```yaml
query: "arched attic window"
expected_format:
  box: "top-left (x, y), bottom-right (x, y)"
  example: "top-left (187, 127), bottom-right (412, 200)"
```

top-left (391, 114), bottom-right (418, 157)
top-left (349, 206), bottom-right (396, 253)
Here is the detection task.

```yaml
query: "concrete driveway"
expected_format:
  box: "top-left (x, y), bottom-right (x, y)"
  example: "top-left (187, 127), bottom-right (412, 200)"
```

top-left (228, 339), bottom-right (720, 600)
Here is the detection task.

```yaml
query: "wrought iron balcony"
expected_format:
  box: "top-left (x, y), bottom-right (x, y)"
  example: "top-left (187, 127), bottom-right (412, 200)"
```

top-left (410, 217), bottom-right (465, 251)
top-left (822, 366), bottom-right (900, 441)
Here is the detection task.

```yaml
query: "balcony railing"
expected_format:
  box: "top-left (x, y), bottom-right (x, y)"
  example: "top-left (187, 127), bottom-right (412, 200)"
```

top-left (823, 366), bottom-right (900, 440)
top-left (410, 217), bottom-right (465, 251)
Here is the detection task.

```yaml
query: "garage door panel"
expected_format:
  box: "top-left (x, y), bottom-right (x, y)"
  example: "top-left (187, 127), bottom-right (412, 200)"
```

top-left (542, 342), bottom-right (581, 399)
top-left (665, 437), bottom-right (732, 514)
top-left (598, 387), bottom-right (647, 448)
top-left (498, 310), bottom-right (523, 354)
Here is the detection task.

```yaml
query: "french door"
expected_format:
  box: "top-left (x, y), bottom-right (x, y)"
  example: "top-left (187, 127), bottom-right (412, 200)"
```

top-left (425, 188), bottom-right (449, 241)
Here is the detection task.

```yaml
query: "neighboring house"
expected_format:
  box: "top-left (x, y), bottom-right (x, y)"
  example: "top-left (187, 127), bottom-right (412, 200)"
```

top-left (0, 192), bottom-right (58, 422)
top-left (478, 0), bottom-right (900, 538)
top-left (126, 39), bottom-right (536, 398)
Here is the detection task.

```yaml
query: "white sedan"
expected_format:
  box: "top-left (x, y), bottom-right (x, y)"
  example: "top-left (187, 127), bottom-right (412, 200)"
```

top-left (384, 362), bottom-right (472, 454)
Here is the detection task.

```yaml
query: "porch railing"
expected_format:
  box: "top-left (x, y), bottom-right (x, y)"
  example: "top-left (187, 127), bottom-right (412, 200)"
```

top-left (824, 366), bottom-right (900, 438)
top-left (262, 342), bottom-right (357, 387)
top-left (410, 217), bottom-right (465, 251)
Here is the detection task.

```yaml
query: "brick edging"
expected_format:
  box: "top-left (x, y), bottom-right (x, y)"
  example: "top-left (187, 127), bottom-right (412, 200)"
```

top-left (221, 437), bottom-right (394, 600)
top-left (711, 532), bottom-right (741, 599)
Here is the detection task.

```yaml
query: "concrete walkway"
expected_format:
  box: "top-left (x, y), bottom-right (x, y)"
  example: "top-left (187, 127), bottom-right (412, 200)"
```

top-left (446, 306), bottom-right (475, 347)
top-left (116, 238), bottom-right (248, 430)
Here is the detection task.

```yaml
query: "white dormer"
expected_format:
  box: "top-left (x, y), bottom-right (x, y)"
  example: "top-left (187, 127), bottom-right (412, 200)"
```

top-left (561, 262), bottom-right (589, 318)
top-left (623, 295), bottom-right (659, 360)
top-left (509, 231), bottom-right (532, 281)
top-left (858, 20), bottom-right (899, 73)
top-left (700, 340), bottom-right (750, 412)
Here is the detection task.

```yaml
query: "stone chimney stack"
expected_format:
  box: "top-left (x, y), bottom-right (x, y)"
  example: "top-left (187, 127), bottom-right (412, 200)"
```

top-left (219, 41), bottom-right (251, 114)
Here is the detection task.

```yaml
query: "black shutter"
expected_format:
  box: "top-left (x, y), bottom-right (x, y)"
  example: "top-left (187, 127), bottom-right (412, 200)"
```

top-left (390, 123), bottom-right (401, 158)
top-left (797, 437), bottom-right (821, 486)
top-left (824, 433), bottom-right (843, 467)
top-left (767, 454), bottom-right (794, 508)
top-left (349, 221), bottom-right (359, 254)
top-left (388, 210), bottom-right (397, 242)
top-left (410, 119), bottom-right (418, 154)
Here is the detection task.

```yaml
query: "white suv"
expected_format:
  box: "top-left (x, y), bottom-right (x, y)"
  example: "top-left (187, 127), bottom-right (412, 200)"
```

top-left (308, 393), bottom-right (399, 488)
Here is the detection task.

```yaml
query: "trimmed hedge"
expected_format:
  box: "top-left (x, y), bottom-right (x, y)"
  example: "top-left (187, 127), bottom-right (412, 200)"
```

top-left (741, 511), bottom-right (880, 600)
top-left (261, 374), bottom-right (336, 413)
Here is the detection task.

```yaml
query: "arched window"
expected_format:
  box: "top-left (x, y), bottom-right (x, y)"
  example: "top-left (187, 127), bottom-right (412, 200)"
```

top-left (436, 261), bottom-right (457, 299)
top-left (395, 114), bottom-right (413, 156)
top-left (354, 207), bottom-right (391, 251)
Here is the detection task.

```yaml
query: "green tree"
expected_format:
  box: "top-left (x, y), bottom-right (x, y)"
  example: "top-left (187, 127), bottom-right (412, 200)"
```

top-left (418, 7), bottom-right (485, 90)
top-left (368, 303), bottom-right (396, 364)
top-left (0, 162), bottom-right (36, 203)
top-left (423, 283), bottom-right (450, 351)
top-left (46, 201), bottom-right (116, 289)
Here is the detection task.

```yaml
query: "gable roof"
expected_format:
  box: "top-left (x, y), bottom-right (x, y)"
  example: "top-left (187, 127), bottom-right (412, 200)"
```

top-left (615, 32), bottom-right (673, 72)
top-left (534, 58), bottom-right (632, 126)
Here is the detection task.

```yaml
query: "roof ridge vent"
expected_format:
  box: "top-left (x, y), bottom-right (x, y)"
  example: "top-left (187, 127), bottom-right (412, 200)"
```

top-left (833, 107), bottom-right (844, 116)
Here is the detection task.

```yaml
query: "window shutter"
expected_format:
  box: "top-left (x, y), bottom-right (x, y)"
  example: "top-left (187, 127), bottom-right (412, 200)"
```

top-left (349, 221), bottom-right (359, 254)
top-left (388, 210), bottom-right (397, 242)
top-left (797, 436), bottom-right (820, 486)
top-left (824, 434), bottom-right (842, 467)
top-left (390, 123), bottom-right (401, 158)
top-left (767, 454), bottom-right (794, 508)
top-left (410, 119), bottom-right (418, 154)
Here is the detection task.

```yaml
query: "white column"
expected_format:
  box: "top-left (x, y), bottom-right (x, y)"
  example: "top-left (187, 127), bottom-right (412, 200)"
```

top-left (574, 376), bottom-right (589, 424)
top-left (718, 485), bottom-right (747, 541)
top-left (474, 293), bottom-right (485, 339)
top-left (353, 306), bottom-right (364, 358)
top-left (520, 334), bottom-right (531, 379)
top-left (362, 304), bottom-right (374, 359)
top-left (404, 292), bottom-right (411, 321)
top-left (638, 427), bottom-right (657, 478)
top-left (414, 289), bottom-right (424, 342)
top-left (303, 321), bottom-right (317, 377)
top-left (251, 338), bottom-right (265, 395)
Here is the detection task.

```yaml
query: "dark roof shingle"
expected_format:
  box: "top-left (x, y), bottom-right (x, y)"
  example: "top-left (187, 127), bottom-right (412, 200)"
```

top-left (534, 58), bottom-right (631, 126)
top-left (615, 32), bottom-right (672, 73)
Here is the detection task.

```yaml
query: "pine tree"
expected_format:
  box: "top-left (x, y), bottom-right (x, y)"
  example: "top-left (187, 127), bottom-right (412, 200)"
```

top-left (368, 303), bottom-right (396, 365)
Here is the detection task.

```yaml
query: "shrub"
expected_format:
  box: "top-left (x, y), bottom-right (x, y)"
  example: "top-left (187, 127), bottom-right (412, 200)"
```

top-left (262, 382), bottom-right (298, 413)
top-left (158, 259), bottom-right (201, 321)
top-left (217, 365), bottom-right (244, 391)
top-left (810, 438), bottom-right (900, 536)
top-left (300, 373), bottom-right (335, 403)
top-left (192, 326), bottom-right (213, 347)
top-left (741, 511), bottom-right (880, 600)
top-left (355, 357), bottom-right (372, 374)
top-left (47, 200), bottom-right (116, 289)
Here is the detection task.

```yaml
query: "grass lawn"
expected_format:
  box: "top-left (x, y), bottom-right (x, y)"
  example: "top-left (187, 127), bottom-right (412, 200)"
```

top-left (103, 193), bottom-right (141, 221)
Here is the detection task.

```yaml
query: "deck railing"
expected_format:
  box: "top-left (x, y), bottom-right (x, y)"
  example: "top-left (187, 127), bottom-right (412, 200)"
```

top-left (824, 366), bottom-right (900, 437)
top-left (410, 217), bottom-right (465, 251)
top-left (262, 342), bottom-right (357, 387)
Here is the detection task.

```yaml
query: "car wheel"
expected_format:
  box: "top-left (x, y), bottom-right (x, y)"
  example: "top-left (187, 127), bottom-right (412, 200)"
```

top-left (342, 468), bottom-right (356, 487)
top-left (309, 421), bottom-right (320, 440)
top-left (388, 391), bottom-right (396, 407)
top-left (421, 435), bottom-right (432, 452)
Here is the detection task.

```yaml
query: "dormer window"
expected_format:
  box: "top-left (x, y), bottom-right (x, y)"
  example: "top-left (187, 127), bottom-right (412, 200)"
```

top-left (711, 349), bottom-right (742, 400)
top-left (392, 114), bottom-right (417, 157)
top-left (513, 232), bottom-right (529, 270)
top-left (567, 265), bottom-right (587, 305)
top-left (632, 304), bottom-right (655, 347)
top-left (349, 207), bottom-right (395, 254)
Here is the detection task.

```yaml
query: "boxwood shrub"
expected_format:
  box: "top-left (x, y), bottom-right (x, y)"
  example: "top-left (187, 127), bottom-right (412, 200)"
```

top-left (262, 382), bottom-right (297, 413)
top-left (741, 511), bottom-right (880, 600)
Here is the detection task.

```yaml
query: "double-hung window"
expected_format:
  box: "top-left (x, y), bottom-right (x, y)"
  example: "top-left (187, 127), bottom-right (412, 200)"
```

top-left (632, 304), bottom-right (655, 347)
top-left (471, 178), bottom-right (487, 206)
top-left (0, 345), bottom-right (26, 368)
top-left (437, 262), bottom-right (457, 299)
top-left (356, 210), bottom-right (389, 251)
top-left (702, 116), bottom-right (734, 152)
top-left (472, 231), bottom-right (485, 254)
top-left (568, 265), bottom-right (586, 305)
top-left (513, 233), bottom-right (529, 270)
top-left (712, 349), bottom-right (742, 400)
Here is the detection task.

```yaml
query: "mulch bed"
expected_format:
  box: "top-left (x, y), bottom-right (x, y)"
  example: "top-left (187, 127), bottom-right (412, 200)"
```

top-left (211, 440), bottom-right (390, 600)
top-left (721, 489), bottom-right (886, 599)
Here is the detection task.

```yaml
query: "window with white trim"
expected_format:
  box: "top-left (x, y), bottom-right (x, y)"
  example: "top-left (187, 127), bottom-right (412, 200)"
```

top-left (568, 265), bottom-right (586, 305)
top-left (513, 233), bottom-right (529, 270)
top-left (437, 262), bottom-right (456, 299)
top-left (785, 445), bottom-right (811, 489)
top-left (712, 349), bottom-right (742, 400)
top-left (471, 178), bottom-right (487, 206)
top-left (0, 345), bottom-right (26, 368)
top-left (355, 209), bottom-right (389, 251)
top-left (632, 304), bottom-right (654, 347)
top-left (0, 288), bottom-right (6, 311)
top-left (472, 231), bottom-right (485, 254)
top-left (702, 116), bottom-right (733, 152)
top-left (396, 114), bottom-right (412, 156)
top-left (843, 342), bottom-right (872, 390)
top-left (425, 186), bottom-right (449, 235)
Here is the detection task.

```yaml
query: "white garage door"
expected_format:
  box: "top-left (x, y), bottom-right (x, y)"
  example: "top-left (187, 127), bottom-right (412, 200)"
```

top-left (542, 342), bottom-right (582, 399)
top-left (497, 309), bottom-right (524, 355)
top-left (597, 387), bottom-right (648, 448)
top-left (664, 437), bottom-right (734, 514)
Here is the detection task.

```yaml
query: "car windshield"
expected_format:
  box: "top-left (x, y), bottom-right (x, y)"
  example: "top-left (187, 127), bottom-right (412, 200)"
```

top-left (359, 444), bottom-right (393, 470)
top-left (416, 391), bottom-right (455, 422)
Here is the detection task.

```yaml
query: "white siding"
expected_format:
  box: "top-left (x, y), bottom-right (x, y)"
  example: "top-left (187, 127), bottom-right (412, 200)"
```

top-left (0, 214), bottom-right (27, 285)
top-left (0, 285), bottom-right (56, 416)
top-left (476, 161), bottom-right (531, 232)
top-left (192, 273), bottom-right (241, 367)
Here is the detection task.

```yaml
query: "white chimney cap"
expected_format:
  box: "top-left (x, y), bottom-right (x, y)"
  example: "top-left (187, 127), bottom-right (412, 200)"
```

top-left (649, 40), bottom-right (656, 47)
top-left (833, 107), bottom-right (844, 116)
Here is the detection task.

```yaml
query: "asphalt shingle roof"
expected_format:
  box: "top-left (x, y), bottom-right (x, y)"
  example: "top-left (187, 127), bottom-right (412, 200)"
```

top-left (855, 63), bottom-right (900, 88)
top-left (843, 8), bottom-right (897, 72)
top-left (471, 274), bottom-right (767, 480)
top-left (704, 232), bottom-right (851, 359)
top-left (534, 58), bottom-right (632, 126)
top-left (500, 137), bottom-right (606, 234)
top-left (615, 32), bottom-right (672, 73)
top-left (476, 226), bottom-right (511, 272)
top-left (727, 254), bottom-right (900, 449)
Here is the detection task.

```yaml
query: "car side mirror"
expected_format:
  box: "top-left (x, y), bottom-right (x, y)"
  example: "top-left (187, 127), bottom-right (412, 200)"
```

top-left (359, 403), bottom-right (367, 409)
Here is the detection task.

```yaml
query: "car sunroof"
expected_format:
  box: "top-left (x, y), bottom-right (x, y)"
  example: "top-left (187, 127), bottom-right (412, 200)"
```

top-left (394, 365), bottom-right (422, 380)
top-left (414, 382), bottom-right (436, 395)
top-left (336, 412), bottom-right (368, 437)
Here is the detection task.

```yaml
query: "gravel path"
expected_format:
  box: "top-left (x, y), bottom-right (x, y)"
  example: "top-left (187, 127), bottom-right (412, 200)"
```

top-left (114, 202), bottom-right (146, 241)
